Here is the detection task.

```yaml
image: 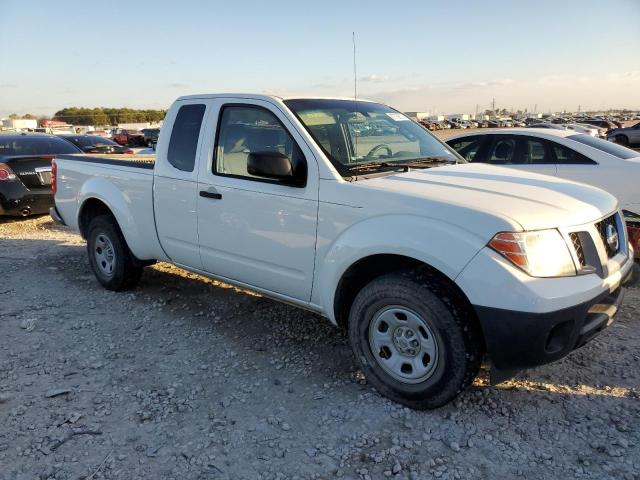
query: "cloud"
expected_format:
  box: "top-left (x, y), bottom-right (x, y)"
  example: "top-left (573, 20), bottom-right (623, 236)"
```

top-left (359, 74), bottom-right (389, 83)
top-left (0, 83), bottom-right (18, 88)
top-left (168, 82), bottom-right (189, 88)
top-left (455, 78), bottom-right (514, 90)
top-left (606, 71), bottom-right (640, 82)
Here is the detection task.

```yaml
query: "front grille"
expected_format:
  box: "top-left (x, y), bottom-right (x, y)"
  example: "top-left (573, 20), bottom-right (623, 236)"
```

top-left (595, 214), bottom-right (619, 258)
top-left (569, 232), bottom-right (586, 266)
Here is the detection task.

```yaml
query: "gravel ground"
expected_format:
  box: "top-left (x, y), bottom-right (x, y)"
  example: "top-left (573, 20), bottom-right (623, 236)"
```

top-left (1, 215), bottom-right (639, 480)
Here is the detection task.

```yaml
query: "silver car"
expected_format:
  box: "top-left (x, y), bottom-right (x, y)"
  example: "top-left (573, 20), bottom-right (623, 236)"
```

top-left (607, 122), bottom-right (640, 147)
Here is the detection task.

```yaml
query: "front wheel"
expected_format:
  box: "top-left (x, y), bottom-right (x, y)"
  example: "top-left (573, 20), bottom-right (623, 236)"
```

top-left (87, 215), bottom-right (143, 291)
top-left (348, 270), bottom-right (483, 409)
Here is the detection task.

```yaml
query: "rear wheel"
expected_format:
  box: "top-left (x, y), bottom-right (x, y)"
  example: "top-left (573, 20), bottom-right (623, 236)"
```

top-left (87, 215), bottom-right (143, 291)
top-left (348, 270), bottom-right (483, 409)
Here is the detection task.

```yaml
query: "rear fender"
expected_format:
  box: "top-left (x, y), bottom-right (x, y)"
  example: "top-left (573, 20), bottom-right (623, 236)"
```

top-left (78, 177), bottom-right (145, 258)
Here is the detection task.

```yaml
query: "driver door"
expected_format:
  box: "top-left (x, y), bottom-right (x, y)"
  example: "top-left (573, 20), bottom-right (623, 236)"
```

top-left (196, 99), bottom-right (319, 302)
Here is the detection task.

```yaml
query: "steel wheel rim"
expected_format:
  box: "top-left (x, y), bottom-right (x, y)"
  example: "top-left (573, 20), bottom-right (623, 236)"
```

top-left (368, 305), bottom-right (439, 384)
top-left (94, 233), bottom-right (116, 277)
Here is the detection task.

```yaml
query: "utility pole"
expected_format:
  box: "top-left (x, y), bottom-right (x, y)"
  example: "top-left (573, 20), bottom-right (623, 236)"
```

top-left (534, 103), bottom-right (537, 113)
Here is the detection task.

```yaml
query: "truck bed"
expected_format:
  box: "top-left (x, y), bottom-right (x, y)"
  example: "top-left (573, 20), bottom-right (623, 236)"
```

top-left (54, 153), bottom-right (164, 261)
top-left (56, 153), bottom-right (155, 169)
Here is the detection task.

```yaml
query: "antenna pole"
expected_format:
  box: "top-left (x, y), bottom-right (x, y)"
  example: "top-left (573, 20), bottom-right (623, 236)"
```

top-left (352, 32), bottom-right (357, 102)
top-left (352, 31), bottom-right (358, 161)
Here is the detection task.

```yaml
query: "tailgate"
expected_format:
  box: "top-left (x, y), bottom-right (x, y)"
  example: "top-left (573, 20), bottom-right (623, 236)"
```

top-left (5, 156), bottom-right (53, 190)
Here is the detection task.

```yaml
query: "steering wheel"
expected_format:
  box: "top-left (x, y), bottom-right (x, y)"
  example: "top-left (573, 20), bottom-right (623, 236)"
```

top-left (365, 143), bottom-right (392, 159)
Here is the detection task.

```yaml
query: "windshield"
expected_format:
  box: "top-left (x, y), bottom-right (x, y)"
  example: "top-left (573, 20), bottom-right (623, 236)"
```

top-left (567, 134), bottom-right (639, 160)
top-left (68, 136), bottom-right (119, 147)
top-left (284, 99), bottom-right (462, 175)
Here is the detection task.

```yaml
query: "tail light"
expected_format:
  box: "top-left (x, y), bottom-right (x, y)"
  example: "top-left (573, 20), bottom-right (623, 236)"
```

top-left (125, 149), bottom-right (134, 154)
top-left (51, 159), bottom-right (58, 194)
top-left (0, 162), bottom-right (17, 181)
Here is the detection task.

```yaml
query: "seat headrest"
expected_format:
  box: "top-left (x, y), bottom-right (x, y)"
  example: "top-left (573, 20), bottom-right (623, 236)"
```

top-left (494, 141), bottom-right (514, 160)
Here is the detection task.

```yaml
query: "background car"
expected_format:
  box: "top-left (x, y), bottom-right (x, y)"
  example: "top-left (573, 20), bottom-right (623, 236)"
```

top-left (562, 123), bottom-right (603, 137)
top-left (0, 133), bottom-right (82, 217)
top-left (60, 135), bottom-right (134, 154)
top-left (581, 118), bottom-right (618, 132)
top-left (445, 128), bottom-right (640, 257)
top-left (607, 121), bottom-right (640, 147)
top-left (526, 122), bottom-right (567, 130)
top-left (111, 129), bottom-right (145, 146)
top-left (141, 128), bottom-right (160, 148)
top-left (87, 130), bottom-right (111, 138)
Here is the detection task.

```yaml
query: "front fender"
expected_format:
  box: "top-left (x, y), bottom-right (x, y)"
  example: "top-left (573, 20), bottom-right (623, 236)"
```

top-left (314, 214), bottom-right (488, 323)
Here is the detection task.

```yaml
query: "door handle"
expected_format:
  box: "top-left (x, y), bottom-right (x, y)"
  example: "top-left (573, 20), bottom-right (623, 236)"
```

top-left (199, 190), bottom-right (222, 200)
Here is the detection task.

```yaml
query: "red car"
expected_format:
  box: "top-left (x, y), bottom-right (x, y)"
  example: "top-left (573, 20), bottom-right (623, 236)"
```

top-left (111, 129), bottom-right (145, 146)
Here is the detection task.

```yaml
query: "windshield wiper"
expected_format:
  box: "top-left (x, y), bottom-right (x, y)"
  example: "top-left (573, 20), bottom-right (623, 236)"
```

top-left (346, 157), bottom-right (457, 177)
top-left (397, 157), bottom-right (458, 168)
top-left (346, 161), bottom-right (408, 173)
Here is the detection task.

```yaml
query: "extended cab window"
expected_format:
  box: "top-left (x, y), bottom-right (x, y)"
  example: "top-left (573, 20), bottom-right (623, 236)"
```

top-left (167, 103), bottom-right (206, 172)
top-left (214, 105), bottom-right (305, 182)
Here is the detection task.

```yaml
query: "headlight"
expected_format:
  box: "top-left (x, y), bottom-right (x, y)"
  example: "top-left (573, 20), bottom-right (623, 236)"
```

top-left (489, 230), bottom-right (576, 277)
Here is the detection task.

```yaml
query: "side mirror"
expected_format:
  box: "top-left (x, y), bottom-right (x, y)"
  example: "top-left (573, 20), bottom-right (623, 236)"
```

top-left (247, 151), bottom-right (304, 186)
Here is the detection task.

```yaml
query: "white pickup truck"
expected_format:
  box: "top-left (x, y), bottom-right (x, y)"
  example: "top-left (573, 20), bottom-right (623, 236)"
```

top-left (50, 94), bottom-right (634, 409)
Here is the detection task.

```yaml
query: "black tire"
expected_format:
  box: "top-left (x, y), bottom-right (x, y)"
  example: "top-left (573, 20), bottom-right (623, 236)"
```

top-left (348, 270), bottom-right (483, 409)
top-left (615, 135), bottom-right (629, 146)
top-left (86, 214), bottom-right (143, 291)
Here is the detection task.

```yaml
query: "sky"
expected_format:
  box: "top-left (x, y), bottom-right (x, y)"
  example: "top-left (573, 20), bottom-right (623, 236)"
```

top-left (1, 0), bottom-right (639, 118)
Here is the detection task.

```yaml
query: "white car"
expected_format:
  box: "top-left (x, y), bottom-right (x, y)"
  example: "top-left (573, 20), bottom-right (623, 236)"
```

top-left (446, 128), bottom-right (640, 258)
top-left (563, 123), bottom-right (604, 137)
top-left (50, 95), bottom-right (634, 409)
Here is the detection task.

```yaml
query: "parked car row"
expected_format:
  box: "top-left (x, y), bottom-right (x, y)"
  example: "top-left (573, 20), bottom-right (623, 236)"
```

top-left (526, 122), bottom-right (606, 138)
top-left (418, 114), bottom-right (634, 137)
top-left (418, 118), bottom-right (523, 131)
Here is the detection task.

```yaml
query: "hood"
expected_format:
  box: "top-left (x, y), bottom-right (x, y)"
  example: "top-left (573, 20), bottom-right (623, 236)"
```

top-left (361, 163), bottom-right (618, 231)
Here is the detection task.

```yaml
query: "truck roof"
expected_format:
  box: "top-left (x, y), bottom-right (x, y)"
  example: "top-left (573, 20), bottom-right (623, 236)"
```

top-left (176, 93), bottom-right (377, 103)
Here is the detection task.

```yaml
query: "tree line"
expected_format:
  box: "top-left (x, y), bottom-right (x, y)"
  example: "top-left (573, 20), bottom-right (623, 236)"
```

top-left (52, 107), bottom-right (166, 126)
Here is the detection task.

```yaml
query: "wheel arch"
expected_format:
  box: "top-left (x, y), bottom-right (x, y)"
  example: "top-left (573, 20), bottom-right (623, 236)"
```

top-left (78, 197), bottom-right (114, 239)
top-left (332, 254), bottom-right (485, 349)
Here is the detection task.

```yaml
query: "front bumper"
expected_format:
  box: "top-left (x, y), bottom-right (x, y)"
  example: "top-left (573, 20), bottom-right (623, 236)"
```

top-left (474, 285), bottom-right (625, 382)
